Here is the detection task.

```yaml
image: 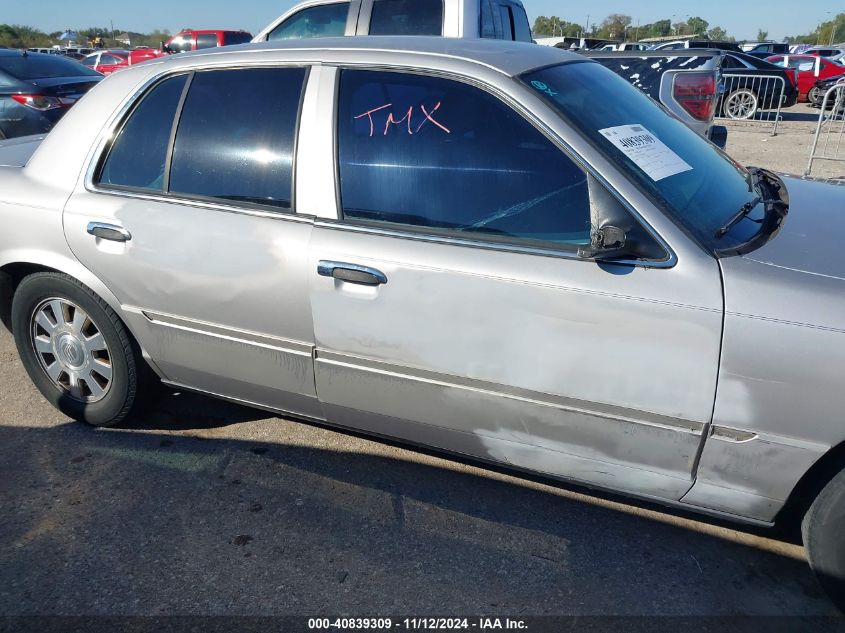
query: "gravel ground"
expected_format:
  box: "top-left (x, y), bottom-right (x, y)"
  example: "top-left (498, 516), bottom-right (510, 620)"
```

top-left (0, 325), bottom-right (843, 622)
top-left (723, 103), bottom-right (844, 180)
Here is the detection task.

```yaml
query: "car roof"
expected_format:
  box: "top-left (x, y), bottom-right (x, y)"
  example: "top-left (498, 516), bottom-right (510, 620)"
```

top-left (161, 37), bottom-right (582, 77)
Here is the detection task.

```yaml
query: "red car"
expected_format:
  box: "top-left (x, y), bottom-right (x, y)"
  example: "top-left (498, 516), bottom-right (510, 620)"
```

top-left (766, 54), bottom-right (845, 101)
top-left (80, 48), bottom-right (165, 75)
top-left (162, 29), bottom-right (253, 54)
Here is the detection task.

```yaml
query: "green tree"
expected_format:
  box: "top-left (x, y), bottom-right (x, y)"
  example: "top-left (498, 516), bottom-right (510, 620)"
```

top-left (597, 14), bottom-right (632, 39)
top-left (706, 26), bottom-right (727, 41)
top-left (532, 16), bottom-right (581, 38)
top-left (649, 19), bottom-right (672, 37)
top-left (757, 29), bottom-right (769, 40)
top-left (687, 16), bottom-right (709, 36)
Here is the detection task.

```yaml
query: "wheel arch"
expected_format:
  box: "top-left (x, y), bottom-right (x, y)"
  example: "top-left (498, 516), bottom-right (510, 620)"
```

top-left (778, 436), bottom-right (845, 527)
top-left (0, 254), bottom-right (125, 335)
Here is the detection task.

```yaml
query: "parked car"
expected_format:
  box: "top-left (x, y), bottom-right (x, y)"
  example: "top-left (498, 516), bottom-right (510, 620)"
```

top-left (806, 47), bottom-right (845, 63)
top-left (63, 47), bottom-right (95, 57)
top-left (809, 76), bottom-right (845, 108)
top-left (740, 41), bottom-right (789, 55)
top-left (652, 40), bottom-right (742, 52)
top-left (80, 50), bottom-right (129, 75)
top-left (26, 48), bottom-right (61, 55)
top-left (162, 29), bottom-right (253, 53)
top-left (581, 49), bottom-right (726, 146)
top-left (718, 51), bottom-right (799, 119)
top-left (0, 50), bottom-right (101, 139)
top-left (253, 0), bottom-right (532, 42)
top-left (766, 54), bottom-right (845, 101)
top-left (535, 37), bottom-right (610, 50)
top-left (80, 49), bottom-right (164, 75)
top-left (594, 41), bottom-right (651, 52)
top-left (5, 36), bottom-right (845, 611)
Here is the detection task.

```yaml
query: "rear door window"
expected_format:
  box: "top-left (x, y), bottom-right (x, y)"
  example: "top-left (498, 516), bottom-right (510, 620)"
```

top-left (369, 0), bottom-right (443, 36)
top-left (168, 68), bottom-right (307, 210)
top-left (267, 2), bottom-right (349, 40)
top-left (222, 32), bottom-right (252, 45)
top-left (196, 33), bottom-right (219, 49)
top-left (498, 5), bottom-right (515, 40)
top-left (99, 54), bottom-right (124, 65)
top-left (511, 5), bottom-right (532, 42)
top-left (98, 74), bottom-right (188, 191)
top-left (480, 0), bottom-right (496, 38)
top-left (336, 70), bottom-right (591, 249)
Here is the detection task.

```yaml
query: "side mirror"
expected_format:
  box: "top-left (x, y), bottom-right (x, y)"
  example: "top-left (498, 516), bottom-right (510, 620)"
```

top-left (577, 225), bottom-right (630, 260)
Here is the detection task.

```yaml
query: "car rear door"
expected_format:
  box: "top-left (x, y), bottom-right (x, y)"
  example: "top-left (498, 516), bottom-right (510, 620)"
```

top-left (63, 65), bottom-right (322, 418)
top-left (303, 66), bottom-right (725, 501)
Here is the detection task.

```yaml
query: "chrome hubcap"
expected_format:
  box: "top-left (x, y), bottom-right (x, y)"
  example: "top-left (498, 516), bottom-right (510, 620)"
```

top-left (31, 298), bottom-right (113, 403)
top-left (727, 92), bottom-right (756, 119)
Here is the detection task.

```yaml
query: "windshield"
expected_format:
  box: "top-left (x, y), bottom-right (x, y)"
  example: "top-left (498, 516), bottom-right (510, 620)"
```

top-left (0, 53), bottom-right (101, 80)
top-left (521, 61), bottom-right (772, 253)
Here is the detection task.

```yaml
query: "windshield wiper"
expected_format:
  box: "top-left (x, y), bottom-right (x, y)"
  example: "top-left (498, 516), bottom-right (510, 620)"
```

top-left (714, 196), bottom-right (761, 239)
top-left (714, 168), bottom-right (783, 240)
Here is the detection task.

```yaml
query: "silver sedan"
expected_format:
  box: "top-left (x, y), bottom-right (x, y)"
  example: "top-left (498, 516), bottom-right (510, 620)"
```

top-left (1, 37), bottom-right (844, 610)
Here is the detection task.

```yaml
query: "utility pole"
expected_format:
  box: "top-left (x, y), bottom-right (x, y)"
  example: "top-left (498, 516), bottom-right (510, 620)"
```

top-left (585, 14), bottom-right (590, 37)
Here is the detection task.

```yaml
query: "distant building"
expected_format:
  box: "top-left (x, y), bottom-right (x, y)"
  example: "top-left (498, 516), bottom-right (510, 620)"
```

top-left (116, 33), bottom-right (132, 46)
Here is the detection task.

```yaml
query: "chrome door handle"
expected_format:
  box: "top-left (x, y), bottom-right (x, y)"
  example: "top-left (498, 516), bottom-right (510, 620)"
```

top-left (317, 260), bottom-right (387, 286)
top-left (87, 222), bottom-right (132, 242)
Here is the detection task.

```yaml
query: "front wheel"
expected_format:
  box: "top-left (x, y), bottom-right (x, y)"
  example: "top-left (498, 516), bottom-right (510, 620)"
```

top-left (808, 86), bottom-right (823, 106)
top-left (723, 88), bottom-right (759, 120)
top-left (803, 467), bottom-right (845, 612)
top-left (11, 272), bottom-right (147, 427)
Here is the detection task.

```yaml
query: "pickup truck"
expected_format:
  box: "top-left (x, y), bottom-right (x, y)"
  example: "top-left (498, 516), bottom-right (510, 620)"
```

top-left (581, 49), bottom-right (728, 147)
top-left (252, 0), bottom-right (532, 42)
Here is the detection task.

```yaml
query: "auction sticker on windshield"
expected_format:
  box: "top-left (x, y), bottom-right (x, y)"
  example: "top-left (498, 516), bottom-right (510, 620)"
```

top-left (599, 124), bottom-right (692, 181)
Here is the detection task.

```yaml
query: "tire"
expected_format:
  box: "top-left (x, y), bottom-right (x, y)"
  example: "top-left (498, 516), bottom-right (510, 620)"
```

top-left (11, 272), bottom-right (147, 427)
top-left (803, 467), bottom-right (845, 612)
top-left (808, 87), bottom-right (822, 107)
top-left (723, 88), bottom-right (759, 120)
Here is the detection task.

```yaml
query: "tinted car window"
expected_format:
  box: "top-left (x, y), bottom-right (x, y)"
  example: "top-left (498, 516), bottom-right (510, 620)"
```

top-left (511, 5), bottom-right (532, 42)
top-left (167, 36), bottom-right (192, 53)
top-left (268, 3), bottom-right (349, 40)
top-left (196, 33), bottom-right (218, 49)
top-left (169, 68), bottom-right (306, 210)
top-left (0, 53), bottom-right (101, 79)
top-left (99, 74), bottom-right (188, 191)
top-left (523, 62), bottom-right (765, 253)
top-left (99, 54), bottom-right (124, 65)
top-left (337, 70), bottom-right (591, 248)
top-left (223, 32), bottom-right (253, 45)
top-left (369, 0), bottom-right (443, 36)
top-left (480, 0), bottom-right (496, 38)
top-left (498, 5), bottom-right (514, 40)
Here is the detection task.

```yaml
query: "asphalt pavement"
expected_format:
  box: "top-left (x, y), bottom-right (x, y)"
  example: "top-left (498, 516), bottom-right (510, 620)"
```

top-left (0, 326), bottom-right (842, 620)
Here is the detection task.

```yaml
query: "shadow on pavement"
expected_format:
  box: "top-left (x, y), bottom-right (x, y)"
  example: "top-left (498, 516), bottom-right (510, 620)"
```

top-left (0, 392), bottom-right (841, 618)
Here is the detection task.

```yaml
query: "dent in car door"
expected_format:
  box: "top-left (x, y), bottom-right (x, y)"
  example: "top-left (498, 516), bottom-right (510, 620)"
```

top-left (64, 67), bottom-right (322, 418)
top-left (307, 68), bottom-right (725, 501)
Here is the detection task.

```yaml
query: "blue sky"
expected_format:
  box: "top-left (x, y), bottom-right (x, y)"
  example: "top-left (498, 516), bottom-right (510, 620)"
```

top-left (5, 0), bottom-right (836, 41)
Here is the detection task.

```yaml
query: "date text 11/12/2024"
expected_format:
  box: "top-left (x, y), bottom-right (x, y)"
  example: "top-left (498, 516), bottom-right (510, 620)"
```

top-left (307, 617), bottom-right (529, 630)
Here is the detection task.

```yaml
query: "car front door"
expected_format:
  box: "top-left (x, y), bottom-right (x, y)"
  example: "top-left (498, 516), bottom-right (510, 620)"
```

top-left (63, 66), bottom-right (322, 418)
top-left (306, 67), bottom-right (725, 501)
